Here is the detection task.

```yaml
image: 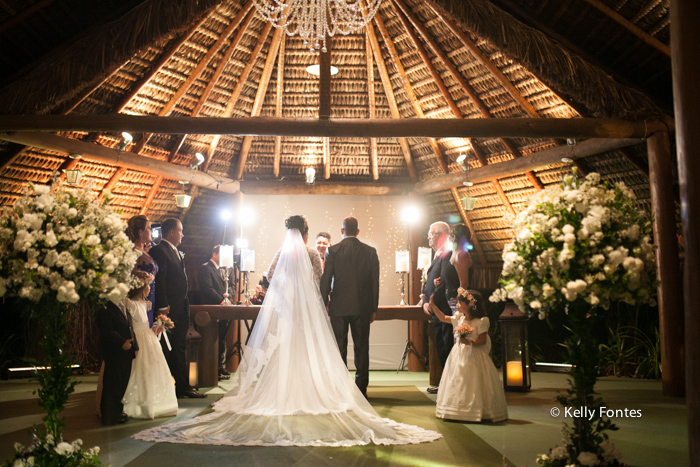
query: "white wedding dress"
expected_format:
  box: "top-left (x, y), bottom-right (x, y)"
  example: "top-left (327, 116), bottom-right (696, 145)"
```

top-left (134, 229), bottom-right (441, 446)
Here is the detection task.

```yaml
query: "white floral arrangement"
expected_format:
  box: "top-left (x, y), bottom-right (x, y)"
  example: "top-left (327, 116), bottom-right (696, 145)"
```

top-left (490, 172), bottom-right (657, 319)
top-left (0, 180), bottom-right (139, 306)
top-left (5, 434), bottom-right (102, 467)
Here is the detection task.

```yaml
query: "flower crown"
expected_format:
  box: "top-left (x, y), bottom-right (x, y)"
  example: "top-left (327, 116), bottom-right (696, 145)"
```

top-left (457, 287), bottom-right (477, 311)
top-left (130, 270), bottom-right (154, 290)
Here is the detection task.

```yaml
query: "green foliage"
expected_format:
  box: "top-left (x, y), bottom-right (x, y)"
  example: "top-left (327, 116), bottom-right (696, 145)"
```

top-left (3, 432), bottom-right (103, 467)
top-left (599, 325), bottom-right (660, 379)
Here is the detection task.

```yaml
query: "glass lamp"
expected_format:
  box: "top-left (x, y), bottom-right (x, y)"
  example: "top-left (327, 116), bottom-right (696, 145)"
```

top-left (499, 303), bottom-right (531, 392)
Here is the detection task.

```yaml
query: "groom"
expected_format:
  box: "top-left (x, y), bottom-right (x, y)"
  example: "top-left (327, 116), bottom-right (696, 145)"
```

top-left (320, 217), bottom-right (380, 399)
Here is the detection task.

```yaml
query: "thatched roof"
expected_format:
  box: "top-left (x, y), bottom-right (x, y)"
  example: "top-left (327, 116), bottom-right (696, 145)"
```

top-left (0, 0), bottom-right (674, 272)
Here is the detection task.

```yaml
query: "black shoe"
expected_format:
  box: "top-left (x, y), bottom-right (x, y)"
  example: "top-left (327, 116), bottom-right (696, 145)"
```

top-left (427, 386), bottom-right (439, 394)
top-left (219, 368), bottom-right (231, 376)
top-left (218, 373), bottom-right (230, 380)
top-left (118, 412), bottom-right (129, 424)
top-left (178, 389), bottom-right (207, 399)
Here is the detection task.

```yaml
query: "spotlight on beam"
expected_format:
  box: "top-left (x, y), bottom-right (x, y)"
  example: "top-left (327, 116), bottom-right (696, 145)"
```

top-left (190, 152), bottom-right (205, 170)
top-left (117, 132), bottom-right (133, 151)
top-left (456, 153), bottom-right (470, 173)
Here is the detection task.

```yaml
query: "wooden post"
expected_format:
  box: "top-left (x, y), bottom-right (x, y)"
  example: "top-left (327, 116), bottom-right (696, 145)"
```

top-left (647, 131), bottom-right (685, 396)
top-left (671, 0), bottom-right (700, 462)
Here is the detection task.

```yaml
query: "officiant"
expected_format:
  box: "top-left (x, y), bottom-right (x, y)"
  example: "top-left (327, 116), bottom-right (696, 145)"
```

top-left (197, 244), bottom-right (237, 380)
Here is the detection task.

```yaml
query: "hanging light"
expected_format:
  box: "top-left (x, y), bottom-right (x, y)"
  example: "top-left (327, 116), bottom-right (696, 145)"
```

top-left (174, 194), bottom-right (192, 208)
top-left (456, 153), bottom-right (469, 172)
top-left (63, 169), bottom-right (84, 186)
top-left (190, 152), bottom-right (205, 170)
top-left (306, 64), bottom-right (340, 76)
top-left (305, 167), bottom-right (316, 184)
top-left (117, 132), bottom-right (133, 151)
top-left (254, 0), bottom-right (383, 53)
top-left (461, 196), bottom-right (477, 211)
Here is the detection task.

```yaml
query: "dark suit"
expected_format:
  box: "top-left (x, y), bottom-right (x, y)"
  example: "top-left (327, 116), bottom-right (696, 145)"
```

top-left (423, 250), bottom-right (459, 368)
top-left (96, 301), bottom-right (138, 425)
top-left (320, 236), bottom-right (380, 396)
top-left (197, 260), bottom-right (230, 371)
top-left (150, 240), bottom-right (191, 394)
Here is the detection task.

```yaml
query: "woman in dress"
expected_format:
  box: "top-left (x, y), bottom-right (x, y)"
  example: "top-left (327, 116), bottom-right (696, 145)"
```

top-left (126, 215), bottom-right (158, 326)
top-left (266, 215), bottom-right (323, 285)
top-left (429, 290), bottom-right (508, 422)
top-left (134, 215), bottom-right (441, 446)
top-left (449, 224), bottom-right (473, 289)
top-left (122, 272), bottom-right (178, 419)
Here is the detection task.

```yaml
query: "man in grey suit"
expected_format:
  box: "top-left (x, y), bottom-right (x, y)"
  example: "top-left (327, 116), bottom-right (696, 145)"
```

top-left (320, 217), bottom-right (380, 399)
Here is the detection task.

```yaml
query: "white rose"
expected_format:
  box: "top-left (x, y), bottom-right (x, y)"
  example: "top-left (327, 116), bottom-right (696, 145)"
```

top-left (550, 445), bottom-right (567, 460)
top-left (45, 230), bottom-right (58, 247)
top-left (34, 185), bottom-right (51, 194)
top-left (54, 441), bottom-right (74, 456)
top-left (577, 451), bottom-right (599, 466)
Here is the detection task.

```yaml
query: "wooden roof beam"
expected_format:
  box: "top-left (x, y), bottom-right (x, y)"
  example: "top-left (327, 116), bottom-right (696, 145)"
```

top-left (274, 35), bottom-right (285, 178)
top-left (232, 24), bottom-right (278, 180)
top-left (1, 131), bottom-right (241, 194)
top-left (393, 2), bottom-right (517, 211)
top-left (582, 0), bottom-right (670, 56)
top-left (415, 137), bottom-right (642, 194)
top-left (240, 180), bottom-right (412, 195)
top-left (209, 21), bottom-right (274, 172)
top-left (373, 7), bottom-right (448, 174)
top-left (364, 19), bottom-right (417, 180)
top-left (366, 31), bottom-right (379, 180)
top-left (0, 115), bottom-right (671, 138)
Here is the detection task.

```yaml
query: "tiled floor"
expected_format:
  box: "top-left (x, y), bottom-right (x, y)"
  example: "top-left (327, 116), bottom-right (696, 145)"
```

top-left (0, 371), bottom-right (689, 466)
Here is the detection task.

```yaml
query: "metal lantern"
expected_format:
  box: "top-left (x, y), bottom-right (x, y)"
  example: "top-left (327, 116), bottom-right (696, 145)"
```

top-left (174, 193), bottom-right (192, 208)
top-left (63, 169), bottom-right (83, 186)
top-left (499, 302), bottom-right (531, 392)
top-left (186, 322), bottom-right (202, 388)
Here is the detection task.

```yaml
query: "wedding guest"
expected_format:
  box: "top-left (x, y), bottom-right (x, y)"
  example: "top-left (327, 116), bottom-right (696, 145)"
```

top-left (449, 224), bottom-right (474, 290)
top-left (250, 274), bottom-right (269, 305)
top-left (198, 245), bottom-right (234, 380)
top-left (122, 272), bottom-right (178, 419)
top-left (422, 221), bottom-right (459, 394)
top-left (428, 291), bottom-right (508, 422)
top-left (315, 232), bottom-right (331, 269)
top-left (126, 215), bottom-right (158, 326)
top-left (96, 298), bottom-right (139, 425)
top-left (150, 218), bottom-right (206, 399)
top-left (320, 217), bottom-right (379, 399)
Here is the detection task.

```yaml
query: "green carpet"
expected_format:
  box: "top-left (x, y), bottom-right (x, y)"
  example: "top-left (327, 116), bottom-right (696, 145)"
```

top-left (124, 386), bottom-right (515, 467)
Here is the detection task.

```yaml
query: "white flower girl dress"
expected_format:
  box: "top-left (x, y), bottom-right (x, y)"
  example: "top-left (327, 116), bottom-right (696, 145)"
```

top-left (436, 312), bottom-right (508, 422)
top-left (122, 297), bottom-right (178, 419)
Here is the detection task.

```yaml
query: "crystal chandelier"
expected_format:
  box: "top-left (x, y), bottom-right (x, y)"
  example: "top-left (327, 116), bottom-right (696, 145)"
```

top-left (253, 0), bottom-right (383, 53)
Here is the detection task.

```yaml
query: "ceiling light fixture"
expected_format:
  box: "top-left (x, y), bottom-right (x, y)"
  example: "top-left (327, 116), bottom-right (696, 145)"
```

top-left (117, 132), bottom-right (133, 151)
top-left (305, 167), bottom-right (316, 184)
top-left (190, 152), bottom-right (205, 170)
top-left (63, 169), bottom-right (84, 186)
top-left (68, 153), bottom-right (82, 160)
top-left (174, 194), bottom-right (192, 208)
top-left (456, 153), bottom-right (469, 172)
top-left (306, 64), bottom-right (339, 76)
top-left (254, 0), bottom-right (383, 53)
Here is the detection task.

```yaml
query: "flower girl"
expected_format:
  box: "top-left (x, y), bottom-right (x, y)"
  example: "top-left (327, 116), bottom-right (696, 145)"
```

top-left (122, 273), bottom-right (178, 419)
top-left (429, 289), bottom-right (508, 422)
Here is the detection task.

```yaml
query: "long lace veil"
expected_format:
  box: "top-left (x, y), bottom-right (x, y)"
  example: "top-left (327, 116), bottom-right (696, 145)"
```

top-left (133, 228), bottom-right (441, 446)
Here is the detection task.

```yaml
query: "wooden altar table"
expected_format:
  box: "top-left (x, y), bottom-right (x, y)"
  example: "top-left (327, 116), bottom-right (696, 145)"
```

top-left (191, 305), bottom-right (432, 388)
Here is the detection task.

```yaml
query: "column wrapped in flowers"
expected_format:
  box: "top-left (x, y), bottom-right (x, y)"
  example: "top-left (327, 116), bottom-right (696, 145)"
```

top-left (491, 172), bottom-right (656, 467)
top-left (0, 180), bottom-right (139, 466)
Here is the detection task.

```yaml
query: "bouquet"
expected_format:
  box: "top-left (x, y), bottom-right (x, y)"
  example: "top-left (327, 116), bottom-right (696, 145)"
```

top-left (453, 323), bottom-right (474, 339)
top-left (153, 314), bottom-right (174, 350)
top-left (153, 314), bottom-right (174, 332)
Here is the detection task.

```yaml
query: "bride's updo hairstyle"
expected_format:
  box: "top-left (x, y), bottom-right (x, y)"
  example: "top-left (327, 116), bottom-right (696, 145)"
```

top-left (285, 215), bottom-right (309, 236)
top-left (126, 215), bottom-right (149, 243)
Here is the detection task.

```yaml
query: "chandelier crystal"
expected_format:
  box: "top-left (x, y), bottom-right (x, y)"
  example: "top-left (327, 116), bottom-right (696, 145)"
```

top-left (253, 0), bottom-right (383, 53)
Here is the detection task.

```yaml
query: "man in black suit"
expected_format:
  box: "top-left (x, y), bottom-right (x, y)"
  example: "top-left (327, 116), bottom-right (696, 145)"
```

top-left (96, 301), bottom-right (138, 425)
top-left (197, 245), bottom-right (234, 380)
top-left (150, 218), bottom-right (206, 399)
top-left (320, 217), bottom-right (379, 398)
top-left (422, 221), bottom-right (459, 394)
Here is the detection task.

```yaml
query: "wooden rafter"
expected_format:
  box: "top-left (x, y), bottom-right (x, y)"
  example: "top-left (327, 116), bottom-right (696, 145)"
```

top-left (415, 137), bottom-right (642, 194)
top-left (209, 21), bottom-right (274, 171)
top-left (582, 0), bottom-right (670, 56)
top-left (131, 3), bottom-right (255, 156)
top-left (232, 23), bottom-right (278, 180)
top-left (450, 187), bottom-right (486, 266)
top-left (365, 30), bottom-right (379, 180)
top-left (0, 115), bottom-right (670, 138)
top-left (100, 167), bottom-right (127, 200)
top-left (373, 7), bottom-right (449, 174)
top-left (1, 131), bottom-right (241, 194)
top-left (392, 2), bottom-right (517, 213)
top-left (364, 20), bottom-right (417, 180)
top-left (274, 35), bottom-right (285, 178)
top-left (140, 133), bottom-right (188, 215)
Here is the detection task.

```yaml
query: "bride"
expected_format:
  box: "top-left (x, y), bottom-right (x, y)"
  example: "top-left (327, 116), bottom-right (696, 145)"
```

top-left (134, 215), bottom-right (441, 446)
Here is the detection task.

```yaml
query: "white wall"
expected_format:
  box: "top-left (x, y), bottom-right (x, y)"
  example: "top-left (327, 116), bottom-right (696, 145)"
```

top-left (237, 194), bottom-right (424, 370)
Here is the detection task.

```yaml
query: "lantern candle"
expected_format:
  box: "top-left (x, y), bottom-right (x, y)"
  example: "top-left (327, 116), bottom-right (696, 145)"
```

top-left (188, 362), bottom-right (198, 387)
top-left (417, 247), bottom-right (432, 270)
top-left (241, 249), bottom-right (256, 272)
top-left (506, 361), bottom-right (523, 386)
top-left (219, 245), bottom-right (234, 268)
top-left (395, 250), bottom-right (409, 273)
